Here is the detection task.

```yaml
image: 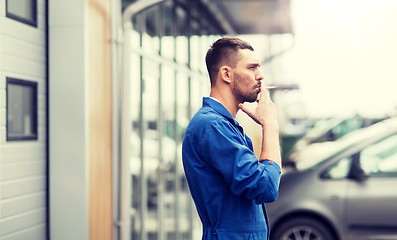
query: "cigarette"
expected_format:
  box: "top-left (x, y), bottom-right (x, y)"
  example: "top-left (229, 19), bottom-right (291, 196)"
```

top-left (265, 86), bottom-right (277, 89)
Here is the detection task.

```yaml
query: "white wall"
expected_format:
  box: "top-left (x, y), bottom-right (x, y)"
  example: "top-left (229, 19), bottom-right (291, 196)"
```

top-left (49, 0), bottom-right (90, 239)
top-left (0, 0), bottom-right (48, 239)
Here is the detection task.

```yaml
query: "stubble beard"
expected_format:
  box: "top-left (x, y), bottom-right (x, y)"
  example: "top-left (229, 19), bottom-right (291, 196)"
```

top-left (232, 72), bottom-right (259, 103)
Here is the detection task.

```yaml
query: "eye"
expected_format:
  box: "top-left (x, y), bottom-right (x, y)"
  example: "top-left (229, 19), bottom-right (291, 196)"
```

top-left (248, 64), bottom-right (260, 70)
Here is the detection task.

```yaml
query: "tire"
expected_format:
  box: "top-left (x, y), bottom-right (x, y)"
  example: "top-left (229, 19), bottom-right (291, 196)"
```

top-left (270, 216), bottom-right (335, 240)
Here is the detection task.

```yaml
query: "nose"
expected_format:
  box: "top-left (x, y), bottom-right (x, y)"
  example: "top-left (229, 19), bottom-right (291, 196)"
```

top-left (256, 69), bottom-right (264, 81)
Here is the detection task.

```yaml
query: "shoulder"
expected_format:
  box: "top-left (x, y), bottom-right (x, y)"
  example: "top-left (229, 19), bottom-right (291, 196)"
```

top-left (185, 107), bottom-right (233, 140)
top-left (186, 107), bottom-right (230, 134)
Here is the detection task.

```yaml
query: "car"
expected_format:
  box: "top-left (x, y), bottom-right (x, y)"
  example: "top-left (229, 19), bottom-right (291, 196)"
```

top-left (285, 116), bottom-right (384, 167)
top-left (267, 116), bottom-right (397, 240)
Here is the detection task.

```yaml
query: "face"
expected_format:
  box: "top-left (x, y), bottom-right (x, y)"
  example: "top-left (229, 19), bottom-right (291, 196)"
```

top-left (231, 49), bottom-right (264, 103)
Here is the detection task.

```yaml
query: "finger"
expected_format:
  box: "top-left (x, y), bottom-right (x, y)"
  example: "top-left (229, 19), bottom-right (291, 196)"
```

top-left (238, 103), bottom-right (248, 113)
top-left (239, 103), bottom-right (253, 116)
top-left (258, 83), bottom-right (271, 102)
top-left (239, 103), bottom-right (261, 125)
top-left (240, 102), bottom-right (257, 115)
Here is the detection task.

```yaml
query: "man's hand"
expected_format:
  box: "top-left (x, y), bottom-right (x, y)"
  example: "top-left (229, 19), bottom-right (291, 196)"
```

top-left (238, 83), bottom-right (282, 167)
top-left (238, 83), bottom-right (278, 129)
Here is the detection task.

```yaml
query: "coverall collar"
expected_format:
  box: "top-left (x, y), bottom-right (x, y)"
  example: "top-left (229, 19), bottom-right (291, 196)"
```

top-left (203, 97), bottom-right (243, 131)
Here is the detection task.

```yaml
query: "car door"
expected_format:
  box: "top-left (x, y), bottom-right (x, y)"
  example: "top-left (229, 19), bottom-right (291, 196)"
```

top-left (345, 133), bottom-right (397, 238)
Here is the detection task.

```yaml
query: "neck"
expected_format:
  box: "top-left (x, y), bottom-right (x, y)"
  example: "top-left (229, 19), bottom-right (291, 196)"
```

top-left (210, 88), bottom-right (239, 118)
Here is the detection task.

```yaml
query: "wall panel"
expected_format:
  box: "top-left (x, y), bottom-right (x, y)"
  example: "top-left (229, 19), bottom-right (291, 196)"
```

top-left (0, 0), bottom-right (47, 239)
top-left (0, 210), bottom-right (46, 237)
top-left (89, 0), bottom-right (113, 239)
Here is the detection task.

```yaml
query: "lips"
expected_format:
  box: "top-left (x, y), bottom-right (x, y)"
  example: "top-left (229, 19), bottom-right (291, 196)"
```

top-left (255, 83), bottom-right (261, 92)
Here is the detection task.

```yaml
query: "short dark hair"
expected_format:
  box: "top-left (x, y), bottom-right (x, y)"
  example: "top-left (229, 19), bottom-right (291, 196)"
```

top-left (205, 37), bottom-right (254, 86)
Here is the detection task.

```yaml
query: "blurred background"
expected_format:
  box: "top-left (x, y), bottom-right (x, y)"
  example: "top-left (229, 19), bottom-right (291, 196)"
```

top-left (0, 0), bottom-right (396, 240)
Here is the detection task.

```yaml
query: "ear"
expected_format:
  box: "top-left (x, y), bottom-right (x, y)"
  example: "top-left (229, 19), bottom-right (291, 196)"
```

top-left (220, 66), bottom-right (232, 83)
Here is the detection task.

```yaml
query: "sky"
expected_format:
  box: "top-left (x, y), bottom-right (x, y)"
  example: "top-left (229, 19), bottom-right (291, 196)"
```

top-left (245, 0), bottom-right (397, 118)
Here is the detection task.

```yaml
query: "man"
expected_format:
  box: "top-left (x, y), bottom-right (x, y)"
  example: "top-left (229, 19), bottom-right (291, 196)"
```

top-left (182, 37), bottom-right (282, 240)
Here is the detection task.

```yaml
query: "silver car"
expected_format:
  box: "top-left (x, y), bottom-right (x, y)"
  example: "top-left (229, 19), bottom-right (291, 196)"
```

top-left (267, 117), bottom-right (397, 240)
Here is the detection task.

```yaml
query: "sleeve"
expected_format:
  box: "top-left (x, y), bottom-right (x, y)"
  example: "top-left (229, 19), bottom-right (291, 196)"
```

top-left (199, 120), bottom-right (282, 204)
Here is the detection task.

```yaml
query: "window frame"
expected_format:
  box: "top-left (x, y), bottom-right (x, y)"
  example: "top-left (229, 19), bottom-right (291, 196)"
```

top-left (6, 77), bottom-right (38, 141)
top-left (359, 133), bottom-right (397, 178)
top-left (6, 0), bottom-right (38, 27)
top-left (321, 131), bottom-right (397, 180)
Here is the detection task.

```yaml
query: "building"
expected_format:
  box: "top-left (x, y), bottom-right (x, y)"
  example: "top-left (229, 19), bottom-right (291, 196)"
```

top-left (0, 0), bottom-right (292, 239)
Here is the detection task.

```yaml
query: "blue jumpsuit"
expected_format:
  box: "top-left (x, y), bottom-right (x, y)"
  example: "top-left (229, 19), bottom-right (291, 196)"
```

top-left (182, 97), bottom-right (281, 240)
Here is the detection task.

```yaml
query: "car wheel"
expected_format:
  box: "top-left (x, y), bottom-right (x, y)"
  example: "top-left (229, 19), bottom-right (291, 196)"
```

top-left (270, 216), bottom-right (335, 240)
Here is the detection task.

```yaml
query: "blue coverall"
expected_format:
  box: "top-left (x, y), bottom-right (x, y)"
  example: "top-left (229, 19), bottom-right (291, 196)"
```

top-left (182, 97), bottom-right (281, 240)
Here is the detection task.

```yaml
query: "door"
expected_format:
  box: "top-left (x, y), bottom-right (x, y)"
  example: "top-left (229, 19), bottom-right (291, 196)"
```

top-left (346, 133), bottom-right (397, 238)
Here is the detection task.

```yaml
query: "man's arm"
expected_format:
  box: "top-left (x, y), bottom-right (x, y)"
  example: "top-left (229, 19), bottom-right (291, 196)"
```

top-left (238, 84), bottom-right (282, 170)
top-left (201, 121), bottom-right (281, 203)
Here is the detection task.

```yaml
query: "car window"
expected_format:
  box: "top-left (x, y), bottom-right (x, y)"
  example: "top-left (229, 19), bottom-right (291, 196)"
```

top-left (322, 157), bottom-right (351, 179)
top-left (322, 133), bottom-right (397, 180)
top-left (331, 117), bottom-right (364, 140)
top-left (360, 134), bottom-right (397, 177)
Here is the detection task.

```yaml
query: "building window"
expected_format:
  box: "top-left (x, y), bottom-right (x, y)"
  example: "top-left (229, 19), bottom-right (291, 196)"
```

top-left (6, 0), bottom-right (37, 27)
top-left (6, 78), bottom-right (38, 141)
